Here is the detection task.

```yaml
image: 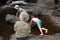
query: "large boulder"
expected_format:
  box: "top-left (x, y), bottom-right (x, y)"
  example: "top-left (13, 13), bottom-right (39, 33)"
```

top-left (37, 0), bottom-right (55, 4)
top-left (5, 14), bottom-right (19, 23)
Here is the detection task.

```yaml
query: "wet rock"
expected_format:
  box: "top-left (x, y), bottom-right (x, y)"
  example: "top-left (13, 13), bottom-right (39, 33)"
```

top-left (0, 36), bottom-right (4, 40)
top-left (52, 10), bottom-right (60, 16)
top-left (8, 33), bottom-right (60, 40)
top-left (10, 34), bottom-right (17, 40)
top-left (37, 0), bottom-right (55, 4)
top-left (50, 16), bottom-right (60, 27)
top-left (42, 9), bottom-right (54, 15)
top-left (54, 33), bottom-right (60, 40)
top-left (43, 35), bottom-right (56, 40)
top-left (55, 0), bottom-right (59, 4)
top-left (5, 14), bottom-right (19, 23)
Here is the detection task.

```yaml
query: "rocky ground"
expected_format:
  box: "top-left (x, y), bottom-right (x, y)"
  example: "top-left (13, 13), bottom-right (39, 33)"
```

top-left (0, 0), bottom-right (60, 40)
top-left (0, 33), bottom-right (60, 40)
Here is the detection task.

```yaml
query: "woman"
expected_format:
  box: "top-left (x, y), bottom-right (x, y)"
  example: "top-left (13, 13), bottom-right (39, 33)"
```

top-left (14, 15), bottom-right (31, 40)
top-left (14, 5), bottom-right (29, 22)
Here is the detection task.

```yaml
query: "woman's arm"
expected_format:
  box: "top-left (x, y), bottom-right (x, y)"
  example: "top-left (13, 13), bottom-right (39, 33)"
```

top-left (15, 11), bottom-right (18, 18)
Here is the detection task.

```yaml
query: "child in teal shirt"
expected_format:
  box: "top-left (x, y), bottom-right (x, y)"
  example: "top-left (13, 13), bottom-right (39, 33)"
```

top-left (30, 15), bottom-right (48, 36)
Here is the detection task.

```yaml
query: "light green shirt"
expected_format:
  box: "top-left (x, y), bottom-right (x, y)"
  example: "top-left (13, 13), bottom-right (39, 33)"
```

top-left (14, 21), bottom-right (31, 38)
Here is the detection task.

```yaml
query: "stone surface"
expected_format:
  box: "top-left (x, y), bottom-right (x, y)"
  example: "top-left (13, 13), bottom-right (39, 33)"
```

top-left (0, 0), bottom-right (60, 40)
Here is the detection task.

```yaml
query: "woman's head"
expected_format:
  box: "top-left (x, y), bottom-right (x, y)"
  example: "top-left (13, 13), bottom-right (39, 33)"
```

top-left (14, 5), bottom-right (19, 9)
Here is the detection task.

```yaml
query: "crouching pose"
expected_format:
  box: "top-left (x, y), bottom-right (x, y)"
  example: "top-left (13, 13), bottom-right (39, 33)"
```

top-left (30, 14), bottom-right (48, 36)
top-left (14, 16), bottom-right (31, 40)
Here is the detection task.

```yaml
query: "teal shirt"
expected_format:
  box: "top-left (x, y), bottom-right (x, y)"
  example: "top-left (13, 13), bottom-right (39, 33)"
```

top-left (36, 19), bottom-right (42, 25)
top-left (32, 18), bottom-right (42, 25)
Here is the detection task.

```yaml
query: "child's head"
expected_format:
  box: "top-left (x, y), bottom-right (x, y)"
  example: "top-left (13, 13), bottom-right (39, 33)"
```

top-left (31, 14), bottom-right (36, 18)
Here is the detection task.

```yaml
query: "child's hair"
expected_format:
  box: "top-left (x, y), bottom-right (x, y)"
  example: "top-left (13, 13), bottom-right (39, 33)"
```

top-left (31, 14), bottom-right (37, 18)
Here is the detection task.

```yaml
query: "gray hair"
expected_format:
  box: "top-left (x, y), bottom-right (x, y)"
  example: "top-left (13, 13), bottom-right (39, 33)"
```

top-left (19, 13), bottom-right (29, 22)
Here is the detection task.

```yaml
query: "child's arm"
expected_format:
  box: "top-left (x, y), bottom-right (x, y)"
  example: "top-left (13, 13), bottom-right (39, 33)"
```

top-left (30, 19), bottom-right (33, 24)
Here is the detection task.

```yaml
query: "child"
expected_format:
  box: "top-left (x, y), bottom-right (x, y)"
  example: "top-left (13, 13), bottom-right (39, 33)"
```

top-left (30, 14), bottom-right (48, 35)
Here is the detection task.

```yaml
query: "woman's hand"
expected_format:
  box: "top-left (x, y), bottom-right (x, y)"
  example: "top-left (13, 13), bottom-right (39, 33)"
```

top-left (15, 16), bottom-right (18, 18)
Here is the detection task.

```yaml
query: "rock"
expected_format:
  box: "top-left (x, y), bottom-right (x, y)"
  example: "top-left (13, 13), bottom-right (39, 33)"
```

top-left (10, 34), bottom-right (17, 40)
top-left (0, 36), bottom-right (4, 40)
top-left (5, 14), bottom-right (19, 23)
top-left (42, 9), bottom-right (54, 15)
top-left (54, 33), bottom-right (60, 40)
top-left (37, 0), bottom-right (55, 4)
top-left (43, 35), bottom-right (56, 40)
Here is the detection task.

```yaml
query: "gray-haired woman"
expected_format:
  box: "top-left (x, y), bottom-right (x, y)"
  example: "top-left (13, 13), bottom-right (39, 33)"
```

top-left (14, 5), bottom-right (29, 22)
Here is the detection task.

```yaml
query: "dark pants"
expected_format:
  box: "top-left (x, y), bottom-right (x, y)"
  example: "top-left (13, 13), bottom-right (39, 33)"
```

top-left (16, 36), bottom-right (29, 40)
